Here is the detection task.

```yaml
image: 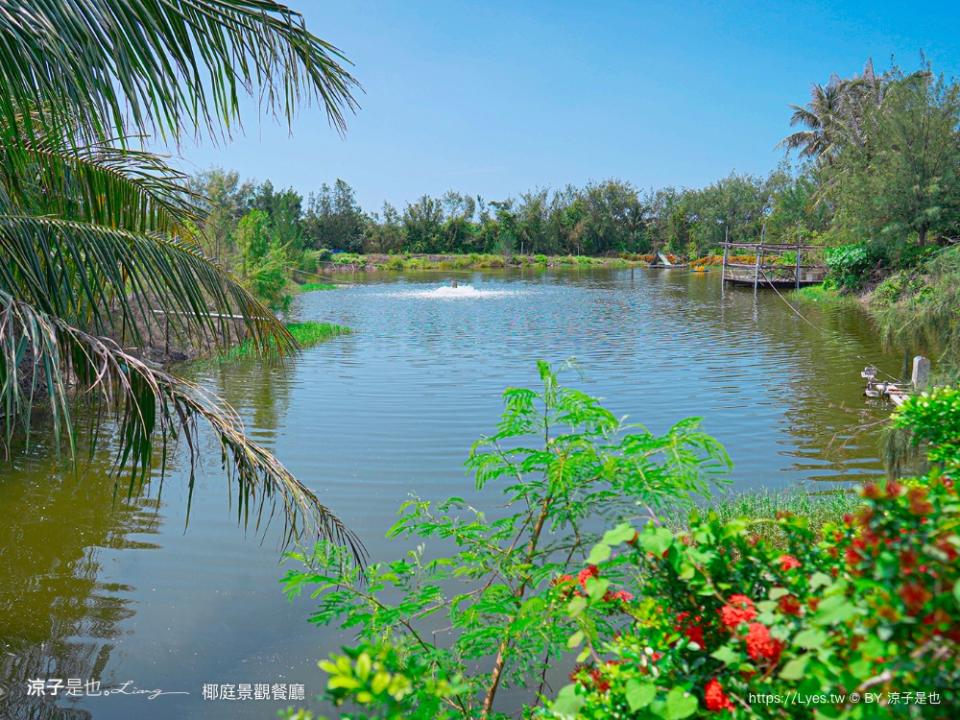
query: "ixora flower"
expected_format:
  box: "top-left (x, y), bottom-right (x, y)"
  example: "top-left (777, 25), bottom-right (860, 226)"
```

top-left (720, 595), bottom-right (757, 629)
top-left (778, 554), bottom-right (801, 571)
top-left (675, 611), bottom-right (706, 648)
top-left (898, 582), bottom-right (932, 615)
top-left (744, 623), bottom-right (784, 664)
top-left (577, 565), bottom-right (599, 589)
top-left (603, 589), bottom-right (635, 603)
top-left (704, 678), bottom-right (735, 712)
top-left (908, 487), bottom-right (934, 515)
top-left (778, 594), bottom-right (802, 616)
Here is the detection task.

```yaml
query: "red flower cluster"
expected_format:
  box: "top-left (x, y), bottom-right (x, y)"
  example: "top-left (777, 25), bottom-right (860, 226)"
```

top-left (704, 678), bottom-right (734, 712)
top-left (720, 594), bottom-right (756, 629)
top-left (578, 565), bottom-right (599, 589)
top-left (588, 667), bottom-right (610, 693)
top-left (778, 554), bottom-right (801, 571)
top-left (778, 593), bottom-right (802, 616)
top-left (908, 487), bottom-right (934, 516)
top-left (899, 582), bottom-right (932, 615)
top-left (603, 589), bottom-right (635, 603)
top-left (675, 611), bottom-right (706, 648)
top-left (744, 623), bottom-right (784, 664)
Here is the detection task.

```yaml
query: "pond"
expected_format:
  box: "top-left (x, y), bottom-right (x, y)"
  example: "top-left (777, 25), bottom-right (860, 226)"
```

top-left (0, 268), bottom-right (906, 719)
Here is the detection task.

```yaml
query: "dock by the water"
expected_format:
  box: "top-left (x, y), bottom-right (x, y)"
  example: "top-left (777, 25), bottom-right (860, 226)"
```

top-left (721, 241), bottom-right (826, 289)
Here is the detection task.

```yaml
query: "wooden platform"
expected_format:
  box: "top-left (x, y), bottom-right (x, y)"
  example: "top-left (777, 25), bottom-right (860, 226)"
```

top-left (723, 268), bottom-right (826, 288)
top-left (720, 241), bottom-right (826, 290)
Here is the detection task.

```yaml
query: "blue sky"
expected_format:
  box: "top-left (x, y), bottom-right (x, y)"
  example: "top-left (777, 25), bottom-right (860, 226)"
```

top-left (167, 0), bottom-right (960, 210)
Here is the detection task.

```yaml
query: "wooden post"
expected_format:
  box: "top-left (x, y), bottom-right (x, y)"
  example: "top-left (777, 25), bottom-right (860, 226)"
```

top-left (721, 243), bottom-right (728, 284)
top-left (795, 241), bottom-right (802, 289)
top-left (911, 356), bottom-right (931, 389)
top-left (753, 242), bottom-right (762, 292)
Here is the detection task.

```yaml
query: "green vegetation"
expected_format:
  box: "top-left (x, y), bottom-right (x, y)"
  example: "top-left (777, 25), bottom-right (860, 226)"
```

top-left (0, 1), bottom-right (361, 548)
top-left (701, 489), bottom-right (857, 549)
top-left (869, 246), bottom-right (960, 379)
top-left (281, 367), bottom-right (960, 719)
top-left (282, 361), bottom-right (730, 719)
top-left (789, 284), bottom-right (862, 311)
top-left (287, 322), bottom-right (352, 347)
top-left (220, 322), bottom-right (350, 360)
top-left (299, 282), bottom-right (339, 292)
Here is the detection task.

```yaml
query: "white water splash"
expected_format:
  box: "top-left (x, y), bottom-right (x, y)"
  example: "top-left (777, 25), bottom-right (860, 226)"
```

top-left (384, 284), bottom-right (521, 299)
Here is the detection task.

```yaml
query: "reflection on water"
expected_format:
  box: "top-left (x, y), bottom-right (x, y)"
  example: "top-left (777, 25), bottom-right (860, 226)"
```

top-left (0, 437), bottom-right (161, 720)
top-left (0, 269), bottom-right (906, 719)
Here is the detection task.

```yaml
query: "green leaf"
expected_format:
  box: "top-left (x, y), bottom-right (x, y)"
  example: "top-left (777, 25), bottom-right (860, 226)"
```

top-left (640, 526), bottom-right (674, 557)
top-left (660, 687), bottom-right (698, 720)
top-left (793, 629), bottom-right (827, 650)
top-left (815, 595), bottom-right (856, 625)
top-left (567, 630), bottom-right (584, 649)
top-left (710, 645), bottom-right (740, 665)
top-left (779, 655), bottom-right (809, 680)
top-left (625, 680), bottom-right (657, 711)
top-left (602, 522), bottom-right (637, 546)
top-left (587, 543), bottom-right (612, 565)
top-left (809, 572), bottom-right (832, 589)
top-left (552, 684), bottom-right (586, 718)
top-left (587, 577), bottom-right (610, 602)
top-left (568, 596), bottom-right (587, 617)
top-left (954, 579), bottom-right (960, 607)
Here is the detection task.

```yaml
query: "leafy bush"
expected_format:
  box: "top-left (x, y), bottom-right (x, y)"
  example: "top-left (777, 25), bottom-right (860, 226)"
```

top-left (282, 362), bottom-right (729, 718)
top-left (281, 371), bottom-right (960, 719)
top-left (825, 243), bottom-right (872, 290)
top-left (893, 386), bottom-right (960, 470)
top-left (333, 252), bottom-right (366, 266)
top-left (539, 390), bottom-right (959, 719)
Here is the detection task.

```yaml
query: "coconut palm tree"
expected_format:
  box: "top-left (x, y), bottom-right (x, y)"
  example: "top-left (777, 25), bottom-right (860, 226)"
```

top-left (0, 1), bottom-right (363, 557)
top-left (780, 60), bottom-right (931, 163)
top-left (780, 79), bottom-right (850, 161)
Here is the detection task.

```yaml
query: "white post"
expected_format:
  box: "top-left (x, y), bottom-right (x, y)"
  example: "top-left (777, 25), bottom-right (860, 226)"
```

top-left (911, 356), bottom-right (931, 389)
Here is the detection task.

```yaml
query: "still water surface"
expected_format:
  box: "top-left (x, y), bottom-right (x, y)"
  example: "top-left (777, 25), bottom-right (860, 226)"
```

top-left (0, 269), bottom-right (905, 719)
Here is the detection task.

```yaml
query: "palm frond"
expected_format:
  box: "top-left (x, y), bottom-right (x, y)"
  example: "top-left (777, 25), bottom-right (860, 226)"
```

top-left (0, 0), bottom-right (360, 144)
top-left (0, 214), bottom-right (294, 354)
top-left (0, 130), bottom-right (204, 239)
top-left (0, 288), bottom-right (365, 559)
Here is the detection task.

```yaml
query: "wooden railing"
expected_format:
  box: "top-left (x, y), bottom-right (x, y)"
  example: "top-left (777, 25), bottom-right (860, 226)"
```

top-left (720, 241), bottom-right (826, 290)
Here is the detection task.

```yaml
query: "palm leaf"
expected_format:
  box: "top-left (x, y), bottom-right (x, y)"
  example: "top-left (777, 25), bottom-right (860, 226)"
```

top-left (0, 214), bottom-right (294, 354)
top-left (0, 0), bottom-right (360, 144)
top-left (0, 288), bottom-right (365, 560)
top-left (0, 129), bottom-right (204, 239)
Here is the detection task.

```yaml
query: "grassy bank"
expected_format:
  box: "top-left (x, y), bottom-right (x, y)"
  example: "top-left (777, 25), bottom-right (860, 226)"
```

top-left (316, 252), bottom-right (647, 272)
top-left (220, 321), bottom-right (351, 361)
top-left (704, 488), bottom-right (857, 547)
top-left (867, 245), bottom-right (959, 381)
top-left (663, 488), bottom-right (857, 550)
top-left (789, 283), bottom-right (860, 309)
top-left (297, 281), bottom-right (338, 292)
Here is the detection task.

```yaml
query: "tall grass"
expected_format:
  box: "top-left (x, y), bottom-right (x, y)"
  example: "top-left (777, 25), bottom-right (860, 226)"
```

top-left (676, 488), bottom-right (857, 548)
top-left (298, 282), bottom-right (337, 292)
top-left (220, 321), bottom-right (350, 360)
top-left (869, 246), bottom-right (960, 381)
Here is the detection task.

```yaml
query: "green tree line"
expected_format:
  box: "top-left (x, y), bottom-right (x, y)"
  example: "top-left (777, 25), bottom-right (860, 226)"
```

top-left (195, 60), bottom-right (959, 293)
